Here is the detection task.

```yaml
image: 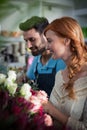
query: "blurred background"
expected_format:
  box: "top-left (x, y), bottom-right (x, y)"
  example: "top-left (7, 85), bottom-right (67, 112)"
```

top-left (0, 0), bottom-right (87, 74)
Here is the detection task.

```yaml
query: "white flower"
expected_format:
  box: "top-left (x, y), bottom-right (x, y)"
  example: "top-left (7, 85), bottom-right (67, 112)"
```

top-left (20, 83), bottom-right (32, 100)
top-left (7, 70), bottom-right (17, 81)
top-left (4, 78), bottom-right (18, 95)
top-left (7, 83), bottom-right (17, 95)
top-left (5, 78), bottom-right (13, 87)
top-left (0, 73), bottom-right (6, 84)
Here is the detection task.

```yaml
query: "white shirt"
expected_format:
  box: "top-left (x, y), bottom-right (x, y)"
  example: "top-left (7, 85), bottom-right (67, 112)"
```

top-left (50, 71), bottom-right (87, 130)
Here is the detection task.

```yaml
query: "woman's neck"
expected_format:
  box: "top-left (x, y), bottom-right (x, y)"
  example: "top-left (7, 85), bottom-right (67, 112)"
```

top-left (63, 51), bottom-right (72, 66)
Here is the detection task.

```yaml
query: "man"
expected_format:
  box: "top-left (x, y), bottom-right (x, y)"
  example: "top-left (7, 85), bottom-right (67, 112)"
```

top-left (19, 16), bottom-right (66, 96)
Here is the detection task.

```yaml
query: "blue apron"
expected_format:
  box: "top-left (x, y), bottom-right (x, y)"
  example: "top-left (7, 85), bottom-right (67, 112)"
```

top-left (35, 63), bottom-right (57, 97)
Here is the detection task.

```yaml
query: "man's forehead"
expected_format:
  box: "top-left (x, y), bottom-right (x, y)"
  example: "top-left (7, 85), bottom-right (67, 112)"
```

top-left (23, 28), bottom-right (40, 37)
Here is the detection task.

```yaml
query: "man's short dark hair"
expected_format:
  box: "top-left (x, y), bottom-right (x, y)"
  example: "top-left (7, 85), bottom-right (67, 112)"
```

top-left (19, 16), bottom-right (49, 34)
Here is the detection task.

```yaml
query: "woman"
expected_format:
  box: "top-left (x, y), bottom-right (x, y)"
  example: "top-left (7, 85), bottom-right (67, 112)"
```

top-left (42, 17), bottom-right (87, 130)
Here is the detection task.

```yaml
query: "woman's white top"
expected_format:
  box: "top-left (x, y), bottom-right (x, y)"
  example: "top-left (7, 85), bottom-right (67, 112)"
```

top-left (50, 71), bottom-right (87, 130)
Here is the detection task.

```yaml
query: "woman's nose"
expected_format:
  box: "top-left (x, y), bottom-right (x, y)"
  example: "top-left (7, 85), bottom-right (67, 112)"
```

top-left (46, 44), bottom-right (50, 50)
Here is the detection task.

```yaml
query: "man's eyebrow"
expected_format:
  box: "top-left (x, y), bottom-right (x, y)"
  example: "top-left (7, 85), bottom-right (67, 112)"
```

top-left (25, 37), bottom-right (36, 42)
top-left (24, 37), bottom-right (34, 40)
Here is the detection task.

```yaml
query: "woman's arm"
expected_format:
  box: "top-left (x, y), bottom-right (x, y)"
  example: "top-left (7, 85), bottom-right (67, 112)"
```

top-left (43, 98), bottom-right (87, 130)
top-left (43, 100), bottom-right (68, 125)
top-left (66, 97), bottom-right (87, 130)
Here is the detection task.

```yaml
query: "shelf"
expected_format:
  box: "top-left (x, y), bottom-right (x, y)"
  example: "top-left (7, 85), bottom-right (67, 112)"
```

top-left (74, 8), bottom-right (87, 16)
top-left (43, 0), bottom-right (74, 7)
top-left (0, 36), bottom-right (24, 43)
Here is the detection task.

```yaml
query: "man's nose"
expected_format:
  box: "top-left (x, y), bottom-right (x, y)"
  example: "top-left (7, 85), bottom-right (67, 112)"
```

top-left (27, 40), bottom-right (32, 48)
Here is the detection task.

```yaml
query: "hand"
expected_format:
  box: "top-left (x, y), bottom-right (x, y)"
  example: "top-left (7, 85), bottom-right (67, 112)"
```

top-left (42, 100), bottom-right (53, 114)
top-left (36, 90), bottom-right (48, 103)
top-left (44, 113), bottom-right (53, 126)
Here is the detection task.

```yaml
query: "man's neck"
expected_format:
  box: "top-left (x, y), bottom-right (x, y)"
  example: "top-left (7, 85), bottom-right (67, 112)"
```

top-left (41, 51), bottom-right (52, 65)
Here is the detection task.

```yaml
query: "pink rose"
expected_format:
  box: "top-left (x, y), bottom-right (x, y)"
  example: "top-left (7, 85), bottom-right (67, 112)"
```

top-left (36, 90), bottom-right (48, 103)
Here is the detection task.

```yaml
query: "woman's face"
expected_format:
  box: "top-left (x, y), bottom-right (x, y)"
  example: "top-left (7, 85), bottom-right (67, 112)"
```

top-left (45, 30), bottom-right (67, 60)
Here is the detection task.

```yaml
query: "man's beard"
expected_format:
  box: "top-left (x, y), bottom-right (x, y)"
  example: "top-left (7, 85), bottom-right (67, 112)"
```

top-left (31, 43), bottom-right (46, 56)
top-left (31, 47), bottom-right (46, 56)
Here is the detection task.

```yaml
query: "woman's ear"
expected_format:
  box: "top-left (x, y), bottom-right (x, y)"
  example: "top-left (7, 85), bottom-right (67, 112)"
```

top-left (64, 38), bottom-right (71, 46)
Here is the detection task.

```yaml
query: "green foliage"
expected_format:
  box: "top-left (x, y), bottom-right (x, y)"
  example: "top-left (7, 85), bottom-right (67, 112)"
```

top-left (0, 0), bottom-right (9, 4)
top-left (82, 27), bottom-right (87, 38)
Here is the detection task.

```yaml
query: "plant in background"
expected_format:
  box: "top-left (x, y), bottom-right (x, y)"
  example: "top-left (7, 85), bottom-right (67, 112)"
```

top-left (82, 27), bottom-right (87, 38)
top-left (0, 70), bottom-right (56, 130)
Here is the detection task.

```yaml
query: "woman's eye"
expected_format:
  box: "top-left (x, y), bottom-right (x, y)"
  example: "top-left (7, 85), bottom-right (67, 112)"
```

top-left (47, 39), bottom-right (52, 44)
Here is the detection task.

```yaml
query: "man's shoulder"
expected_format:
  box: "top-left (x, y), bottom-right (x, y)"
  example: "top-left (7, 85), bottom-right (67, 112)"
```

top-left (56, 59), bottom-right (66, 65)
top-left (33, 55), bottom-right (41, 61)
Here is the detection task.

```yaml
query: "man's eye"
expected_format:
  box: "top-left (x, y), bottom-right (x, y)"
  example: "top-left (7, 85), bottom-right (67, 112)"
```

top-left (25, 37), bottom-right (36, 43)
top-left (29, 37), bottom-right (35, 42)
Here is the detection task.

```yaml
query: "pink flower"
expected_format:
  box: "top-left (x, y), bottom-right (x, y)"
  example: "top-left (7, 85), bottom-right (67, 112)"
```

top-left (36, 90), bottom-right (48, 103)
top-left (0, 82), bottom-right (58, 130)
top-left (30, 88), bottom-right (37, 95)
top-left (29, 96), bottom-right (41, 113)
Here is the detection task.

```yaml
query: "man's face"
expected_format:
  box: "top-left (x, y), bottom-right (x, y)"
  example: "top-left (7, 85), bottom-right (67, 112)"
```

top-left (23, 28), bottom-right (46, 56)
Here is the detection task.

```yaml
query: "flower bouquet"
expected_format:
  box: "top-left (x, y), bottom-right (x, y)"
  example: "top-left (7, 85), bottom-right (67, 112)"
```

top-left (0, 70), bottom-right (56, 130)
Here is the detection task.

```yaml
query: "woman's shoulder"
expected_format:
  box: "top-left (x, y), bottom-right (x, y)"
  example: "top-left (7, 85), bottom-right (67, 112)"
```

top-left (54, 71), bottom-right (64, 89)
top-left (56, 70), bottom-right (63, 79)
